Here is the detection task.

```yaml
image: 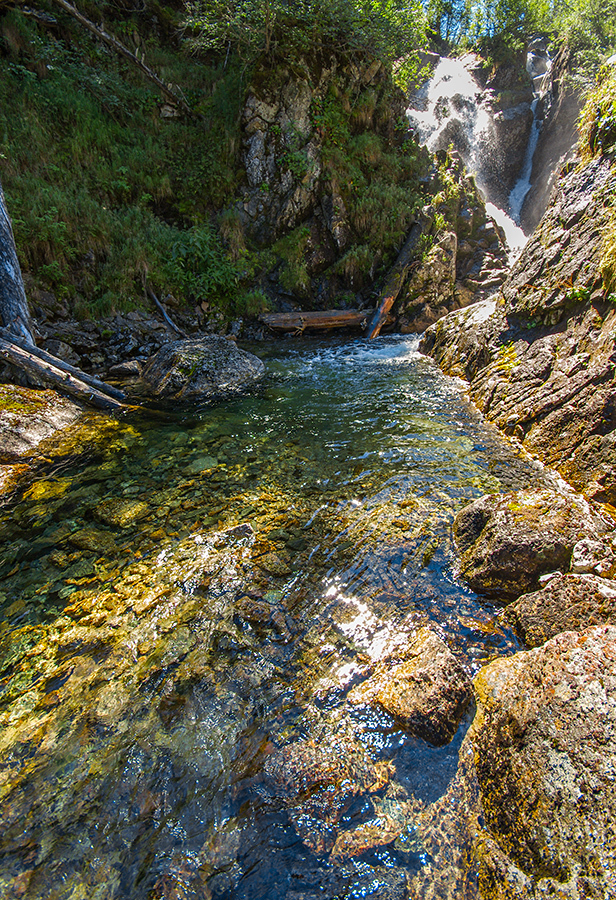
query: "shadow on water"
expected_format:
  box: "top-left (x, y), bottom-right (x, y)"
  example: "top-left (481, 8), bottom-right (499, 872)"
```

top-left (0, 336), bottom-right (553, 899)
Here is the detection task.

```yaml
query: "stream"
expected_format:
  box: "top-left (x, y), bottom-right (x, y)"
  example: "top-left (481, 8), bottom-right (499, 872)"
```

top-left (0, 336), bottom-right (554, 899)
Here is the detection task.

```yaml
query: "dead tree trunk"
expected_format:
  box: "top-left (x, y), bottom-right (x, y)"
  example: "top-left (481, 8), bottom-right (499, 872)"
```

top-left (0, 330), bottom-right (129, 411)
top-left (0, 181), bottom-right (35, 346)
top-left (365, 222), bottom-right (424, 340)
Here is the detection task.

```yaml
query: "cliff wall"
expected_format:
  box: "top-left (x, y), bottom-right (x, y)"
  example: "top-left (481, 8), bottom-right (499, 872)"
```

top-left (421, 147), bottom-right (616, 505)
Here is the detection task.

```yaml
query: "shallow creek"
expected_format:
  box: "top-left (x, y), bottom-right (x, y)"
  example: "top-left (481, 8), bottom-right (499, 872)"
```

top-left (0, 336), bottom-right (552, 899)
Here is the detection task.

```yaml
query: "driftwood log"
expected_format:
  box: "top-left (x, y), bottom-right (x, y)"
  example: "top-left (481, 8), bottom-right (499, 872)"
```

top-left (0, 328), bottom-right (129, 411)
top-left (261, 309), bottom-right (368, 333)
top-left (365, 221), bottom-right (425, 339)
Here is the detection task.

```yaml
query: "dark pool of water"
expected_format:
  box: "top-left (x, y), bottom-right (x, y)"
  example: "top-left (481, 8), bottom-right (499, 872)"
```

top-left (0, 336), bottom-right (552, 899)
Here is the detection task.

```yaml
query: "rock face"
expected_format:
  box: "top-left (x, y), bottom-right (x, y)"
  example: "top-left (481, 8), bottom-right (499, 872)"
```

top-left (140, 336), bottom-right (265, 402)
top-left (408, 626), bottom-right (616, 899)
top-left (350, 627), bottom-right (472, 745)
top-left (453, 489), bottom-right (600, 600)
top-left (505, 572), bottom-right (616, 647)
top-left (472, 627), bottom-right (616, 898)
top-left (421, 155), bottom-right (616, 504)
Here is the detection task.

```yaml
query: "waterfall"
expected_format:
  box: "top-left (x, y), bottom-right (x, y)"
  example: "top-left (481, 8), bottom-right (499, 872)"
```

top-left (406, 55), bottom-right (494, 186)
top-left (508, 42), bottom-right (552, 224)
top-left (406, 52), bottom-right (550, 259)
top-left (508, 98), bottom-right (542, 223)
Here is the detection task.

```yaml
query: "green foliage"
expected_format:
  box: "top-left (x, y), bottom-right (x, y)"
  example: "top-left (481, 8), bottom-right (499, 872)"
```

top-left (183, 0), bottom-right (427, 64)
top-left (274, 226), bottom-right (311, 296)
top-left (166, 224), bottom-right (240, 310)
top-left (552, 0), bottom-right (616, 74)
top-left (579, 64), bottom-right (616, 159)
top-left (601, 208), bottom-right (616, 294)
top-left (466, 0), bottom-right (552, 58)
top-left (0, 5), bottom-right (246, 314)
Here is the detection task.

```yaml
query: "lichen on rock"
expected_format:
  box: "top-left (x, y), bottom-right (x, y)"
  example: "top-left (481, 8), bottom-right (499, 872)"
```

top-left (453, 488), bottom-right (603, 600)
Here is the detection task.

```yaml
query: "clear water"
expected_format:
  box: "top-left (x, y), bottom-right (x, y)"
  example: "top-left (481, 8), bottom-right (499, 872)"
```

top-left (0, 336), bottom-right (550, 899)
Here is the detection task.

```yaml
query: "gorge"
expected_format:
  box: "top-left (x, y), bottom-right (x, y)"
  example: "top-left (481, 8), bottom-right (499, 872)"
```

top-left (1, 4), bottom-right (616, 899)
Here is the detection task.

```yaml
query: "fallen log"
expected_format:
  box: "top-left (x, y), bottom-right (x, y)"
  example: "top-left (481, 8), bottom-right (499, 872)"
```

top-left (0, 327), bottom-right (126, 402)
top-left (261, 309), bottom-right (368, 333)
top-left (365, 214), bottom-right (431, 339)
top-left (0, 333), bottom-right (128, 411)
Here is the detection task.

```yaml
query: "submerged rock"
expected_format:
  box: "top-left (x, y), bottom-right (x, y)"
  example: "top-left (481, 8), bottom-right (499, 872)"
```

top-left (263, 737), bottom-right (393, 854)
top-left (349, 627), bottom-right (472, 745)
top-left (453, 489), bottom-right (600, 600)
top-left (505, 572), bottom-right (616, 647)
top-left (140, 336), bottom-right (265, 402)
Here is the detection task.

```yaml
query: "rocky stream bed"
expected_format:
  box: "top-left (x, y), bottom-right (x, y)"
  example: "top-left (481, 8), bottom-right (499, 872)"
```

top-left (0, 335), bottom-right (579, 900)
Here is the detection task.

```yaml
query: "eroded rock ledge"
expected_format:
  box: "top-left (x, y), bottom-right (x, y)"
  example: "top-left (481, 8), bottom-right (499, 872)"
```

top-left (421, 156), bottom-right (616, 505)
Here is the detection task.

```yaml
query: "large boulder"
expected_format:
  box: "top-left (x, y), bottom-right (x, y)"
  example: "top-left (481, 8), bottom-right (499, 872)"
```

top-left (471, 626), bottom-right (616, 898)
top-left (453, 489), bottom-right (601, 600)
top-left (140, 336), bottom-right (265, 402)
top-left (408, 626), bottom-right (616, 899)
top-left (349, 627), bottom-right (472, 745)
top-left (505, 572), bottom-right (616, 647)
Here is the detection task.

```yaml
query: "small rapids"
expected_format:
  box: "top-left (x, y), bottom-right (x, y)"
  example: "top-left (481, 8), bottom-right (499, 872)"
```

top-left (0, 337), bottom-right (554, 899)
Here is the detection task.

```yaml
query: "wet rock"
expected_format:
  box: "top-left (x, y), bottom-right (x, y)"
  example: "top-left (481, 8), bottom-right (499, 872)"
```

top-left (257, 551), bottom-right (292, 577)
top-left (453, 489), bottom-right (600, 600)
top-left (108, 359), bottom-right (143, 379)
top-left (264, 737), bottom-right (393, 854)
top-left (235, 595), bottom-right (272, 624)
top-left (398, 232), bottom-right (459, 333)
top-left (0, 384), bottom-right (82, 463)
top-left (140, 336), bottom-right (265, 403)
top-left (330, 814), bottom-right (402, 863)
top-left (505, 573), bottom-right (616, 647)
top-left (350, 627), bottom-right (472, 745)
top-left (68, 526), bottom-right (117, 555)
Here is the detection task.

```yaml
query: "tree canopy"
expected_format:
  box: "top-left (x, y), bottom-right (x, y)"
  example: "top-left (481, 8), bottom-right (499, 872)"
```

top-left (182, 0), bottom-right (428, 63)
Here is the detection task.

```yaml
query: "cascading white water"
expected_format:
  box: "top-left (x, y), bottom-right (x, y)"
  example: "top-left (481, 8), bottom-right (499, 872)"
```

top-left (407, 56), bottom-right (494, 181)
top-left (508, 45), bottom-right (552, 224)
top-left (508, 98), bottom-right (542, 223)
top-left (407, 54), bottom-right (545, 260)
